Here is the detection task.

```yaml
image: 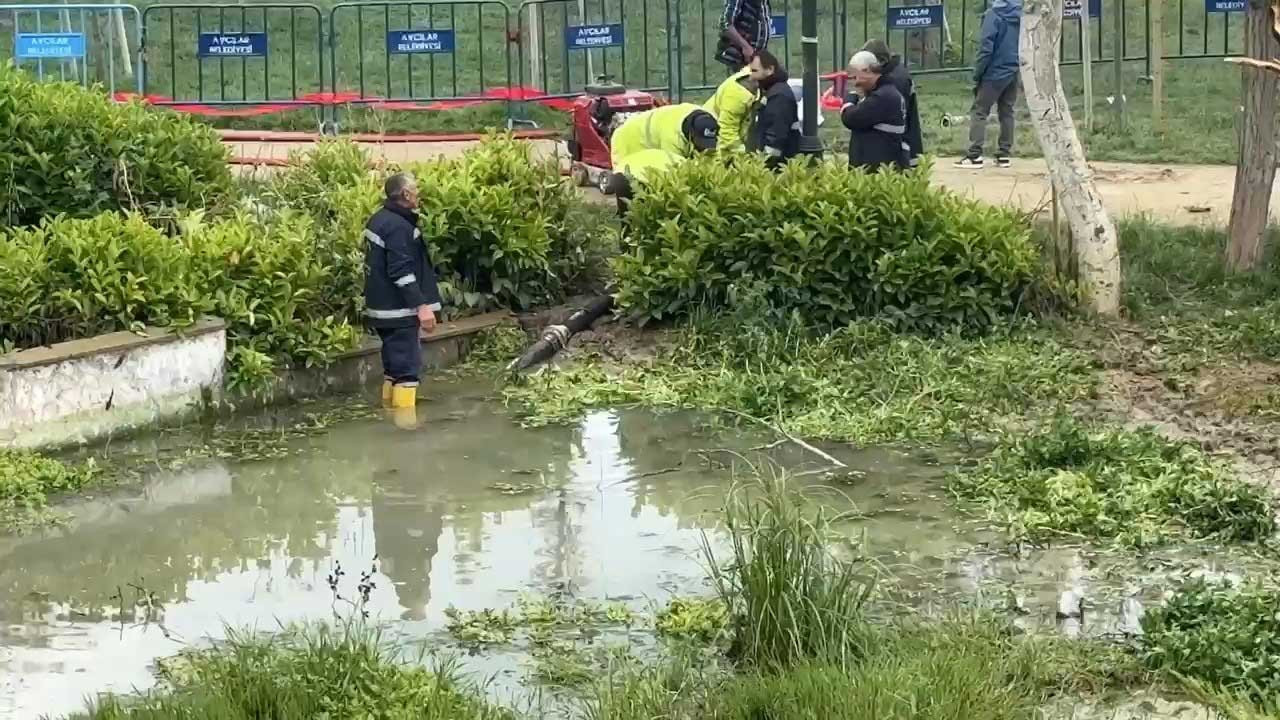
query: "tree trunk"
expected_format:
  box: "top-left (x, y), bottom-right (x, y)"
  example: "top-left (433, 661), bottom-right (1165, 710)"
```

top-left (1019, 0), bottom-right (1121, 316)
top-left (1226, 0), bottom-right (1280, 273)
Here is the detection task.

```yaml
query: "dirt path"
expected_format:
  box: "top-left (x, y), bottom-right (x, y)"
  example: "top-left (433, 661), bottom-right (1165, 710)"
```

top-left (226, 137), bottom-right (1272, 226)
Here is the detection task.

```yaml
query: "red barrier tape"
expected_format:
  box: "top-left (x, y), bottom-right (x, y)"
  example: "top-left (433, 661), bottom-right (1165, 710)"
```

top-left (219, 128), bottom-right (563, 143)
top-left (113, 86), bottom-right (576, 117)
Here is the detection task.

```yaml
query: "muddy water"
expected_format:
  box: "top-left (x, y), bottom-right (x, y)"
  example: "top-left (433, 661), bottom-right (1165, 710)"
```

top-left (0, 383), bottom-right (1272, 718)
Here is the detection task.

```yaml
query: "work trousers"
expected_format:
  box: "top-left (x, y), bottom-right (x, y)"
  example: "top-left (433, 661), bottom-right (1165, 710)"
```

top-left (377, 325), bottom-right (422, 386)
top-left (966, 75), bottom-right (1019, 159)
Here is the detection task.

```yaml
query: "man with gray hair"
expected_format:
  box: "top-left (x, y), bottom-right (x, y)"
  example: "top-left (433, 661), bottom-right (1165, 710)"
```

top-left (840, 50), bottom-right (908, 171)
top-left (363, 171), bottom-right (442, 412)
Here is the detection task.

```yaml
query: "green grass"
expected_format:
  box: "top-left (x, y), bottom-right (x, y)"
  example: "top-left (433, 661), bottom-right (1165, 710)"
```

top-left (72, 623), bottom-right (513, 719)
top-left (949, 415), bottom-right (1276, 547)
top-left (0, 449), bottom-right (100, 532)
top-left (1117, 218), bottom-right (1280, 363)
top-left (706, 471), bottom-right (874, 670)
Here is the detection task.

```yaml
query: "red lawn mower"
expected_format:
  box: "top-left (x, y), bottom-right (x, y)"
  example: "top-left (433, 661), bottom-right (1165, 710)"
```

top-left (566, 77), bottom-right (662, 192)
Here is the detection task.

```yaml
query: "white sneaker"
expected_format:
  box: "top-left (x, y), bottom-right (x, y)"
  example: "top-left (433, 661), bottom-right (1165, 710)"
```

top-left (954, 156), bottom-right (985, 169)
top-left (995, 156), bottom-right (1011, 168)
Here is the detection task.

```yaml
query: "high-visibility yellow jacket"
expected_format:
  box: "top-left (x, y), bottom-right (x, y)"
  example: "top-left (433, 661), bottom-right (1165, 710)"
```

top-left (704, 69), bottom-right (758, 151)
top-left (610, 103), bottom-right (703, 183)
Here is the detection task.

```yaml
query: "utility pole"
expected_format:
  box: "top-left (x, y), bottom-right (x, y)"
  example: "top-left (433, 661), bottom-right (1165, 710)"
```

top-left (1110, 0), bottom-right (1125, 129)
top-left (798, 0), bottom-right (822, 159)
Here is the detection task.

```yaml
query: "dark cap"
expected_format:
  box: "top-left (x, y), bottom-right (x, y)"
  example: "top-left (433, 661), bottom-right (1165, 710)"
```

top-left (685, 110), bottom-right (720, 152)
top-left (862, 38), bottom-right (892, 65)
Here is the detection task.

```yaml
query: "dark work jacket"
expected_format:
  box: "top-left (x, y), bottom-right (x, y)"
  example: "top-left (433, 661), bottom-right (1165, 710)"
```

top-left (749, 74), bottom-right (800, 170)
top-left (882, 56), bottom-right (924, 165)
top-left (840, 75), bottom-right (908, 172)
top-left (363, 202), bottom-right (443, 329)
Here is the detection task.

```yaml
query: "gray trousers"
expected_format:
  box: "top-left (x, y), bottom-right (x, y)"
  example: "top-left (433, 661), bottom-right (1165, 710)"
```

top-left (966, 76), bottom-right (1019, 159)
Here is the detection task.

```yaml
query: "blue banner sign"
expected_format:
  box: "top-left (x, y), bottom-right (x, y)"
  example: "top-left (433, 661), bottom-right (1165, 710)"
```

top-left (387, 29), bottom-right (456, 54)
top-left (886, 5), bottom-right (943, 30)
top-left (769, 15), bottom-right (787, 37)
top-left (197, 32), bottom-right (268, 57)
top-left (1205, 0), bottom-right (1245, 11)
top-left (15, 33), bottom-right (85, 59)
top-left (1063, 0), bottom-right (1102, 18)
top-left (566, 23), bottom-right (623, 49)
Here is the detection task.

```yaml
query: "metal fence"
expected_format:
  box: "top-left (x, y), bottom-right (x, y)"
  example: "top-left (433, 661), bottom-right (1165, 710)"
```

top-left (3, 0), bottom-right (1246, 119)
top-left (1, 3), bottom-right (142, 94)
top-left (141, 3), bottom-right (324, 107)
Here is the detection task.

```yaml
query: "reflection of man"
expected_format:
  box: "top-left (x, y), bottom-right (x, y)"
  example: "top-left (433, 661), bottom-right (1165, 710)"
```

top-left (606, 104), bottom-right (719, 217)
top-left (371, 469), bottom-right (444, 621)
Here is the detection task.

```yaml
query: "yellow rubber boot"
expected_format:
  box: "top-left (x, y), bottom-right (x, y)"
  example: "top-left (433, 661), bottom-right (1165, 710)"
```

top-left (390, 384), bottom-right (418, 430)
top-left (380, 380), bottom-right (393, 408)
top-left (390, 384), bottom-right (417, 409)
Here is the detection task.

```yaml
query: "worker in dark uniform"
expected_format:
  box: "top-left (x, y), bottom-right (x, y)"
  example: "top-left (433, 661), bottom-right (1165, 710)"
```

top-left (363, 172), bottom-right (442, 414)
top-left (840, 50), bottom-right (909, 172)
top-left (746, 50), bottom-right (800, 171)
top-left (862, 38), bottom-right (923, 167)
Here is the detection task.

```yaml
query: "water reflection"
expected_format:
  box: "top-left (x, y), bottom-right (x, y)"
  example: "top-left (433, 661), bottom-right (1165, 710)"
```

top-left (0, 390), bottom-right (1273, 719)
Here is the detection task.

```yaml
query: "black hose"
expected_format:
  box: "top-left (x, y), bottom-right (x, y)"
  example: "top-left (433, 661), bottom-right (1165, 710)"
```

top-left (507, 295), bottom-right (614, 372)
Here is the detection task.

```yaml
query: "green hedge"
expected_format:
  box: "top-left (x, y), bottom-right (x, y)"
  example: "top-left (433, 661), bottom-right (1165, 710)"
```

top-left (613, 157), bottom-right (1040, 332)
top-left (0, 137), bottom-right (602, 389)
top-left (263, 137), bottom-right (603, 312)
top-left (0, 63), bottom-right (234, 225)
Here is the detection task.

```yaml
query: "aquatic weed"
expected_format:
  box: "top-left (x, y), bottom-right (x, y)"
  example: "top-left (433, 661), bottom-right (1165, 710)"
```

top-left (654, 597), bottom-right (729, 645)
top-left (1140, 578), bottom-right (1280, 704)
top-left (0, 449), bottom-right (98, 532)
top-left (950, 417), bottom-right (1276, 547)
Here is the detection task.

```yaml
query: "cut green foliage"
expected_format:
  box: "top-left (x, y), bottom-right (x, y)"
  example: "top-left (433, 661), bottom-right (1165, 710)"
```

top-left (615, 155), bottom-right (1043, 332)
top-left (950, 418), bottom-right (1275, 547)
top-left (0, 63), bottom-right (233, 226)
top-left (1140, 579), bottom-right (1280, 704)
top-left (506, 314), bottom-right (1095, 446)
top-left (0, 449), bottom-right (97, 531)
top-left (654, 598), bottom-right (729, 644)
top-left (72, 624), bottom-right (512, 719)
top-left (706, 472), bottom-right (874, 670)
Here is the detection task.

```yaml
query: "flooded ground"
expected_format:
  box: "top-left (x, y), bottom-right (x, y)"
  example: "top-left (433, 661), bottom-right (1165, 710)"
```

top-left (0, 380), bottom-right (1273, 718)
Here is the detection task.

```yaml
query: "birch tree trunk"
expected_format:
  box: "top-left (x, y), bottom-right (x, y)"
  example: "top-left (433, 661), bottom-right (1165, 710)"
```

top-left (1225, 0), bottom-right (1280, 272)
top-left (1019, 0), bottom-right (1120, 315)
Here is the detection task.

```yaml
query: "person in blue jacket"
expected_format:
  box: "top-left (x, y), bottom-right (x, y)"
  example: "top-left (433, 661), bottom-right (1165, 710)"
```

top-left (363, 172), bottom-right (443, 413)
top-left (955, 0), bottom-right (1022, 169)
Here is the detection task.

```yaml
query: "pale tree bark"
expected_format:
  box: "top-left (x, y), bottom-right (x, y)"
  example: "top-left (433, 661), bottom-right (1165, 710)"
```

top-left (1019, 0), bottom-right (1120, 316)
top-left (1225, 0), bottom-right (1280, 272)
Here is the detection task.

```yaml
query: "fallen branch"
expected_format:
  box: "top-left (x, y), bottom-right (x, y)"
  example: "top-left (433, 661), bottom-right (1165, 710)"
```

top-left (721, 409), bottom-right (847, 469)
